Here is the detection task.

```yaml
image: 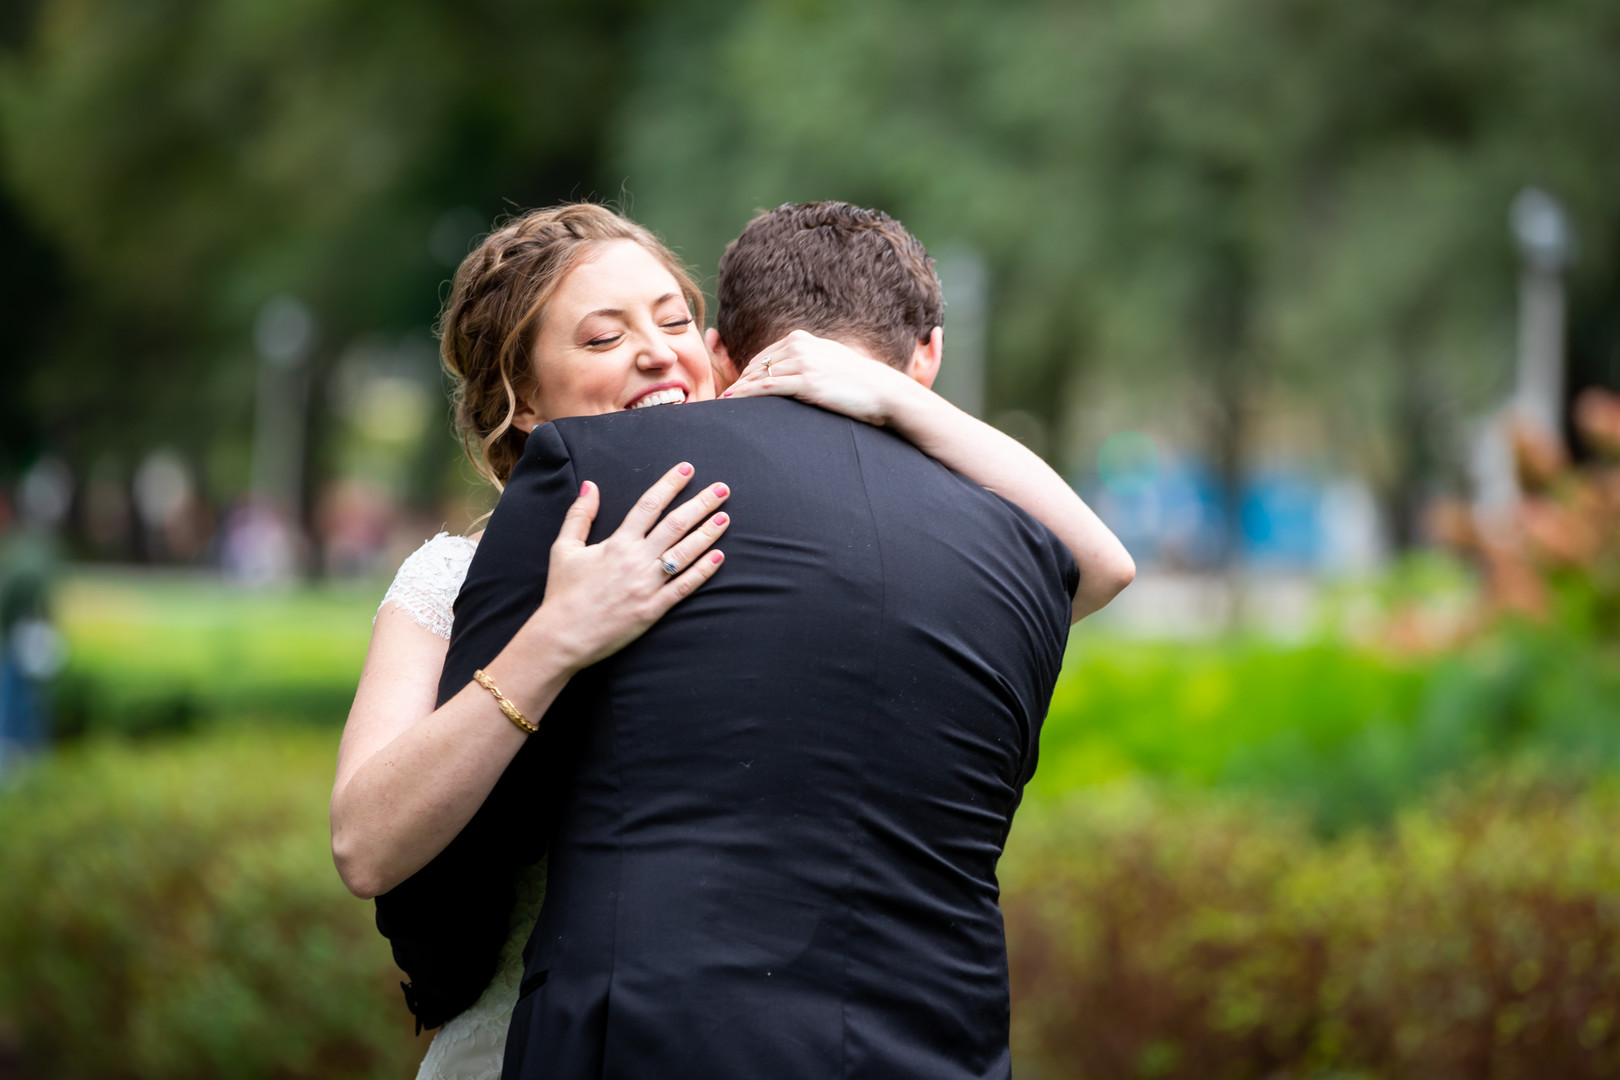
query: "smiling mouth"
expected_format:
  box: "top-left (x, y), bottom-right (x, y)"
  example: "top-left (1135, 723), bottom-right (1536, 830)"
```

top-left (627, 387), bottom-right (688, 410)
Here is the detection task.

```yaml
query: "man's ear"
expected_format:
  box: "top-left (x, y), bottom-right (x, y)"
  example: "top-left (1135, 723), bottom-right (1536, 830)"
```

top-left (706, 327), bottom-right (742, 391)
top-left (905, 327), bottom-right (943, 390)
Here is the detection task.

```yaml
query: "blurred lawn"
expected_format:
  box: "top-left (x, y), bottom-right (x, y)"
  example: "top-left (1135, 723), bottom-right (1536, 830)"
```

top-left (49, 570), bottom-right (1620, 830)
top-left (53, 571), bottom-right (380, 735)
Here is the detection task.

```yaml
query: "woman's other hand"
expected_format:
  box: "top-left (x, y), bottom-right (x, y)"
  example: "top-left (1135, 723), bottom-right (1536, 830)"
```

top-left (524, 462), bottom-right (731, 673)
top-left (720, 329), bottom-right (921, 426)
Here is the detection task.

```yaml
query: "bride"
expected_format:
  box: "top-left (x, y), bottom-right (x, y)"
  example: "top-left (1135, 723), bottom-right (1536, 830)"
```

top-left (330, 202), bottom-right (1132, 1079)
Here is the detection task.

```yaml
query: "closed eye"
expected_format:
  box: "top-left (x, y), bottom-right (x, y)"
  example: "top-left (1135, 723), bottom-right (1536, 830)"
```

top-left (586, 334), bottom-right (622, 348)
top-left (661, 317), bottom-right (693, 332)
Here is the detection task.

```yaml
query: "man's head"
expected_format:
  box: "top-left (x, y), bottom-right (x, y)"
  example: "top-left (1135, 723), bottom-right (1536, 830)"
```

top-left (707, 202), bottom-right (945, 385)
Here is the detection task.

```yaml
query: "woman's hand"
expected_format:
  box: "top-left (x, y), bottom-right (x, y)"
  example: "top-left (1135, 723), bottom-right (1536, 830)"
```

top-left (522, 461), bottom-right (731, 673)
top-left (720, 329), bottom-right (922, 426)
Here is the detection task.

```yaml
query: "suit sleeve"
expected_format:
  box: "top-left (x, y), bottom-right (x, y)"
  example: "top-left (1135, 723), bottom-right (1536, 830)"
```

top-left (373, 423), bottom-right (579, 1032)
top-left (1006, 526), bottom-right (1080, 837)
top-left (438, 422), bottom-right (579, 707)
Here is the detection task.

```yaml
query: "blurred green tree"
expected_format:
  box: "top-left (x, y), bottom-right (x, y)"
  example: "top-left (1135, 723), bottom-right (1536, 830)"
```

top-left (0, 0), bottom-right (638, 514)
top-left (617, 0), bottom-right (1620, 554)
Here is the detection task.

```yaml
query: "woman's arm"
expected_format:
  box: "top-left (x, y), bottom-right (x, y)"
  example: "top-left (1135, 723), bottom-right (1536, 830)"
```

top-left (723, 330), bottom-right (1134, 622)
top-left (331, 464), bottom-right (732, 898)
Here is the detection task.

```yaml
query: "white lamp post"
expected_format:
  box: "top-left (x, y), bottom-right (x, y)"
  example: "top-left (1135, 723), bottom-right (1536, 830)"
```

top-left (934, 246), bottom-right (988, 419)
top-left (249, 295), bottom-right (314, 578)
top-left (1509, 187), bottom-right (1574, 438)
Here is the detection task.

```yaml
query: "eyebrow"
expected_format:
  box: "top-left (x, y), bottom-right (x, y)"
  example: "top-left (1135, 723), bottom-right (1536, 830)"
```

top-left (578, 294), bottom-right (682, 321)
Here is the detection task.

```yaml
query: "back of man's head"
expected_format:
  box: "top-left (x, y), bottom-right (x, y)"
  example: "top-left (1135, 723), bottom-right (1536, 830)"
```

top-left (715, 202), bottom-right (944, 371)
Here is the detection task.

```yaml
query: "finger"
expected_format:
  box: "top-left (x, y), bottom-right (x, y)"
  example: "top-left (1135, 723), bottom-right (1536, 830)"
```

top-left (554, 480), bottom-right (600, 547)
top-left (655, 510), bottom-right (731, 575)
top-left (616, 462), bottom-right (695, 537)
top-left (744, 333), bottom-right (797, 372)
top-left (721, 354), bottom-right (799, 398)
top-left (658, 549), bottom-right (727, 607)
top-left (649, 481), bottom-right (731, 550)
top-left (724, 370), bottom-right (806, 399)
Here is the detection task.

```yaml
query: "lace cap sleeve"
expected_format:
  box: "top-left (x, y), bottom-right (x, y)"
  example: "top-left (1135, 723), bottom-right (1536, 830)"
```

top-left (377, 532), bottom-right (479, 640)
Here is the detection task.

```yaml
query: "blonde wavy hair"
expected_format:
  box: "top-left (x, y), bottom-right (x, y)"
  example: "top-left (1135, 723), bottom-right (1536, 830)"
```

top-left (437, 203), bottom-right (706, 491)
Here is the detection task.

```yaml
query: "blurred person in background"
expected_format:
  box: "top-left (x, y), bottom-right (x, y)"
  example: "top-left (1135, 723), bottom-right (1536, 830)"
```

top-left (0, 479), bottom-right (65, 775)
top-left (332, 202), bottom-right (1131, 1080)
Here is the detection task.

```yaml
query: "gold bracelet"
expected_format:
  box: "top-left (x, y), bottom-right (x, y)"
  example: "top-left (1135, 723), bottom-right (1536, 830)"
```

top-left (473, 669), bottom-right (538, 735)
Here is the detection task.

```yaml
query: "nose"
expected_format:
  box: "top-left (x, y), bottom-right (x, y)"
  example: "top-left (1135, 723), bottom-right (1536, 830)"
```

top-left (636, 330), bottom-right (679, 372)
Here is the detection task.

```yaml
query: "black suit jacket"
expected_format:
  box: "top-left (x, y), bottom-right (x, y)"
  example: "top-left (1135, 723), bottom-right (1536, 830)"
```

top-left (381, 397), bottom-right (1075, 1078)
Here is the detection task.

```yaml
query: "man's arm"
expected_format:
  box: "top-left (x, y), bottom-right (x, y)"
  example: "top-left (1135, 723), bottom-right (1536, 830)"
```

top-left (370, 423), bottom-right (731, 1029)
top-left (371, 423), bottom-right (582, 1031)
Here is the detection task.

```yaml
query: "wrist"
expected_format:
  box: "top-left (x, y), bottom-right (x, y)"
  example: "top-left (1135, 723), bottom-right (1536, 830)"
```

top-left (885, 376), bottom-right (950, 436)
top-left (486, 611), bottom-right (585, 710)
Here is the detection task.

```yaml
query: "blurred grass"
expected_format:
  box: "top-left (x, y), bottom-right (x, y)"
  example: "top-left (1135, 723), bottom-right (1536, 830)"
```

top-left (52, 571), bottom-right (379, 735)
top-left (47, 570), bottom-right (1620, 832)
top-left (1036, 627), bottom-right (1620, 832)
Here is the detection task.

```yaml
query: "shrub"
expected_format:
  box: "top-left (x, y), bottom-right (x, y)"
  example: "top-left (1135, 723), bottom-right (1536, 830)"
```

top-left (1002, 769), bottom-right (1620, 1079)
top-left (0, 732), bottom-right (420, 1079)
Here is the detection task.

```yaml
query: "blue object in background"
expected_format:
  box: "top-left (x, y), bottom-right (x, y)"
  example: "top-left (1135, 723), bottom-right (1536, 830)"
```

top-left (0, 649), bottom-right (44, 775)
top-left (1241, 471), bottom-right (1322, 569)
top-left (1086, 432), bottom-right (1354, 571)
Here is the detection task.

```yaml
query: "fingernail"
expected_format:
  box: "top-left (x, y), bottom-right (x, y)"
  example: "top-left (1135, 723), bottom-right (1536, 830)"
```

top-left (677, 462), bottom-right (693, 477)
top-left (712, 513), bottom-right (728, 527)
top-left (580, 481), bottom-right (591, 496)
top-left (721, 389), bottom-right (733, 398)
top-left (713, 484), bottom-right (729, 498)
top-left (710, 551), bottom-right (724, 564)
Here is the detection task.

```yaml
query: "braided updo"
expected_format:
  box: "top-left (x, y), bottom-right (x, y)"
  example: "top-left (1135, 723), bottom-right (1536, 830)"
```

top-left (437, 203), bottom-right (706, 490)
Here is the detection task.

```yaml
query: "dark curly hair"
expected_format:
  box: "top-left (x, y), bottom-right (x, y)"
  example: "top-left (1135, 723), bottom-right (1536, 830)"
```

top-left (714, 201), bottom-right (942, 372)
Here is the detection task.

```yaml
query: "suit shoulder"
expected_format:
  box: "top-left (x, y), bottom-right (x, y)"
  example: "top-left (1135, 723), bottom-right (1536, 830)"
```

top-left (550, 397), bottom-right (846, 451)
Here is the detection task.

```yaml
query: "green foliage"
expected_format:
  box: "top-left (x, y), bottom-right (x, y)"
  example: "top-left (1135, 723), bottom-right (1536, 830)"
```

top-left (1034, 623), bottom-right (1620, 833)
top-left (0, 731), bottom-right (418, 1079)
top-left (619, 0), bottom-right (1620, 518)
top-left (1002, 770), bottom-right (1620, 1079)
top-left (0, 0), bottom-right (640, 466)
top-left (51, 573), bottom-right (374, 737)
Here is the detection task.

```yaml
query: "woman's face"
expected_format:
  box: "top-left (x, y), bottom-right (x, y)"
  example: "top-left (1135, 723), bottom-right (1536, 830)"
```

top-left (523, 239), bottom-right (714, 426)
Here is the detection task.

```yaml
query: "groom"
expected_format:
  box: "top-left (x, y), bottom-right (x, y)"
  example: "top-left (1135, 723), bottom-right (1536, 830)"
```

top-left (433, 202), bottom-right (1075, 1078)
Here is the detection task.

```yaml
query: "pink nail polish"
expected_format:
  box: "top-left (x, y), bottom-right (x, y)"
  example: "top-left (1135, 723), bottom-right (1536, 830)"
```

top-left (713, 484), bottom-right (729, 498)
top-left (721, 389), bottom-right (733, 398)
top-left (580, 482), bottom-right (590, 496)
top-left (712, 513), bottom-right (728, 527)
top-left (677, 463), bottom-right (693, 477)
top-left (710, 551), bottom-right (725, 564)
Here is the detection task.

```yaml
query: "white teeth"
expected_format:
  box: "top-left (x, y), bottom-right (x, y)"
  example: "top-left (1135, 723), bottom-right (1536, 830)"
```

top-left (629, 388), bottom-right (687, 410)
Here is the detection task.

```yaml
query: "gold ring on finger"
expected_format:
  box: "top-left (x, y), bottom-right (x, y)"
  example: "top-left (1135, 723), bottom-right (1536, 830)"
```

top-left (761, 355), bottom-right (774, 376)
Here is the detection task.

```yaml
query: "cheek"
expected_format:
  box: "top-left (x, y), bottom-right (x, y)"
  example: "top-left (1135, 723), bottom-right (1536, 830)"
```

top-left (681, 340), bottom-right (717, 399)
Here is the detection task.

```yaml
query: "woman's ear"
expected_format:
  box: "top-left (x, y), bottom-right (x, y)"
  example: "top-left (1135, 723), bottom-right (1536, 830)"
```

top-left (906, 327), bottom-right (943, 390)
top-left (706, 327), bottom-right (742, 392)
top-left (511, 391), bottom-right (542, 433)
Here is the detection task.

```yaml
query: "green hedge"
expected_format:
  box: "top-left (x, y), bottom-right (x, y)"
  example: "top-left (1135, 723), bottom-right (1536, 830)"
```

top-left (6, 733), bottom-right (1620, 1078)
top-left (1035, 624), bottom-right (1620, 831)
top-left (1002, 768), bottom-right (1620, 1079)
top-left (0, 732), bottom-right (420, 1079)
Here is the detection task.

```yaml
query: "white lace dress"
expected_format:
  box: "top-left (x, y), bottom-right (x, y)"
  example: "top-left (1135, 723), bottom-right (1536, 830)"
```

top-left (378, 532), bottom-right (549, 1080)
